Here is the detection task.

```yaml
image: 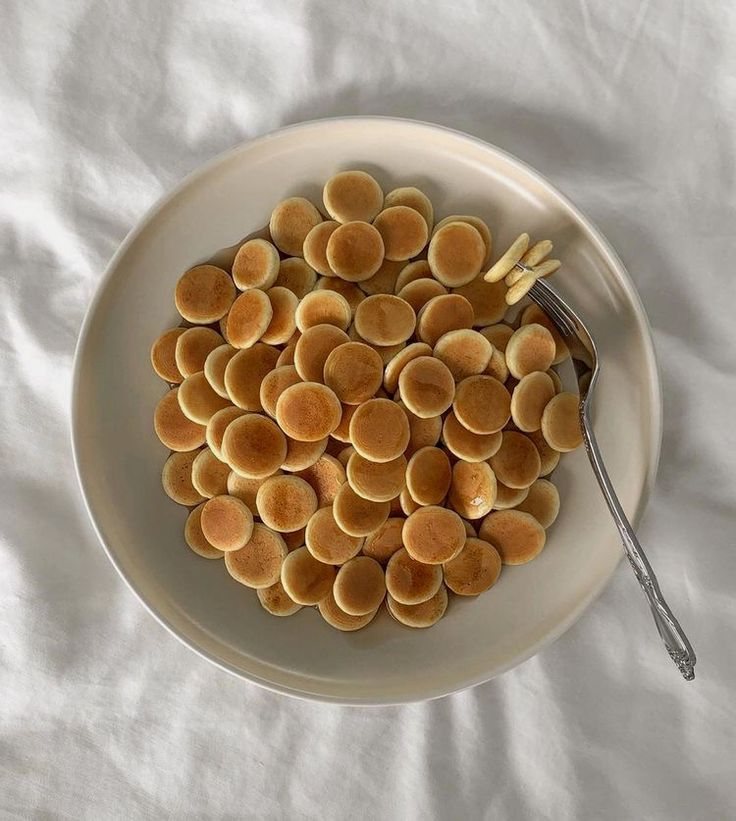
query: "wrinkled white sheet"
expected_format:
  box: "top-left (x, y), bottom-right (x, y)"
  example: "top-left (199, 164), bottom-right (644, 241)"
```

top-left (2, 1), bottom-right (735, 817)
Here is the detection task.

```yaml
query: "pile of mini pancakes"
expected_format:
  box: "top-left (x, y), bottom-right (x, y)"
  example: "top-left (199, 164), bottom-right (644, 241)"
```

top-left (151, 170), bottom-right (583, 631)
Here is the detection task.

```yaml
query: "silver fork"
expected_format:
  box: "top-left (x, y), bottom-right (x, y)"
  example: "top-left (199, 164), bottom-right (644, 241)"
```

top-left (525, 275), bottom-right (696, 681)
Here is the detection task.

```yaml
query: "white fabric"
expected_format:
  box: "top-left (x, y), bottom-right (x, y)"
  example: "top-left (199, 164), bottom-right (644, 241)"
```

top-left (2, 1), bottom-right (735, 817)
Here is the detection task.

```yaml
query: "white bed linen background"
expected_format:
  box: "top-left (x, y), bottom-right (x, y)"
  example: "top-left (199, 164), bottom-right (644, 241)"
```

top-left (2, 1), bottom-right (735, 818)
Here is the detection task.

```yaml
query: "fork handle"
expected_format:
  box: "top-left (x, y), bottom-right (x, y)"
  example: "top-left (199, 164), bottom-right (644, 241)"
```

top-left (580, 409), bottom-right (696, 681)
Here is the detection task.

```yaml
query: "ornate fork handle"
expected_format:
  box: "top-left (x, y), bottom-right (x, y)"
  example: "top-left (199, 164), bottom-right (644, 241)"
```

top-left (580, 408), bottom-right (696, 680)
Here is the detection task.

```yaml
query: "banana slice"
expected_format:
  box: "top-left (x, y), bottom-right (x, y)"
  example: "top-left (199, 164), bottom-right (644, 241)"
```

top-left (206, 407), bottom-right (247, 460)
top-left (226, 289), bottom-right (273, 349)
top-left (434, 329), bottom-right (493, 380)
top-left (275, 382), bottom-right (342, 442)
top-left (349, 398), bottom-right (410, 462)
top-left (405, 446), bottom-right (452, 506)
top-left (428, 221), bottom-right (485, 286)
top-left (297, 454), bottom-right (346, 508)
top-left (433, 214), bottom-right (492, 266)
top-left (204, 344), bottom-right (238, 398)
top-left (448, 460), bottom-right (497, 520)
top-left (191, 447), bottom-right (230, 498)
top-left (452, 276), bottom-right (507, 327)
top-left (493, 482), bottom-right (530, 510)
top-left (347, 452), bottom-right (407, 502)
top-left (323, 342), bottom-right (384, 404)
top-left (257, 580), bottom-right (302, 616)
top-left (333, 483), bottom-right (391, 538)
top-left (333, 556), bottom-right (386, 615)
top-left (224, 344), bottom-right (280, 411)
top-left (151, 327), bottom-right (186, 383)
top-left (227, 469), bottom-right (281, 511)
top-left (385, 547), bottom-right (443, 605)
top-left (505, 324), bottom-right (556, 379)
top-left (232, 238), bottom-right (280, 290)
top-left (222, 414), bottom-right (288, 479)
top-left (303, 221), bottom-right (340, 276)
top-left (398, 356), bottom-right (455, 419)
top-left (184, 503), bottom-right (223, 559)
top-left (415, 293), bottom-right (474, 346)
top-left (387, 585), bottom-right (448, 628)
top-left (374, 206), bottom-right (428, 261)
top-left (154, 389), bottom-right (206, 452)
top-left (305, 506), bottom-right (363, 564)
top-left (383, 186), bottom-right (434, 232)
top-left (175, 327), bottom-right (224, 378)
top-left (256, 475), bottom-right (318, 532)
top-left (293, 324), bottom-right (350, 382)
top-left (274, 258), bottom-right (318, 299)
top-left (259, 365), bottom-right (302, 419)
top-left (295, 290), bottom-right (352, 333)
top-left (362, 517), bottom-right (405, 564)
top-left (318, 590), bottom-right (379, 631)
top-left (359, 259), bottom-right (405, 296)
top-left (394, 259), bottom-right (432, 293)
top-left (281, 546), bottom-right (337, 605)
top-left (269, 197), bottom-right (322, 257)
top-left (541, 392), bottom-right (583, 452)
top-left (175, 265), bottom-right (235, 323)
top-left (315, 276), bottom-right (365, 313)
top-left (515, 478), bottom-right (560, 528)
top-left (354, 294), bottom-right (417, 346)
top-left (403, 506), bottom-right (466, 564)
top-left (527, 429), bottom-right (561, 476)
top-left (281, 436), bottom-right (328, 472)
top-left (489, 431), bottom-right (541, 489)
top-left (162, 450), bottom-right (205, 506)
top-left (200, 495), bottom-right (254, 552)
top-left (479, 510), bottom-right (546, 565)
top-left (178, 372), bottom-right (232, 425)
top-left (442, 410), bottom-right (502, 462)
top-left (323, 170), bottom-right (384, 224)
top-left (484, 233), bottom-right (529, 284)
top-left (510, 371), bottom-right (556, 432)
top-left (443, 538), bottom-right (501, 596)
top-left (225, 523), bottom-right (287, 588)
top-left (326, 221), bottom-right (385, 282)
top-left (453, 375), bottom-right (511, 435)
top-left (397, 278), bottom-right (448, 313)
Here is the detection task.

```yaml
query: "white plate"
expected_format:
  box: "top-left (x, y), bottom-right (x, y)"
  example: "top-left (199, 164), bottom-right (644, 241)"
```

top-left (72, 117), bottom-right (661, 704)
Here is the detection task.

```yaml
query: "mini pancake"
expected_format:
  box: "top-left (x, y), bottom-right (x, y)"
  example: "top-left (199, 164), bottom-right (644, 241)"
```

top-left (224, 344), bottom-right (281, 411)
top-left (336, 445), bottom-right (355, 466)
top-left (260, 287), bottom-right (298, 345)
top-left (359, 259), bottom-right (405, 296)
top-left (547, 368), bottom-right (563, 393)
top-left (293, 324), bottom-right (350, 382)
top-left (269, 197), bottom-right (322, 256)
top-left (348, 398), bottom-right (410, 462)
top-left (387, 586), bottom-right (448, 628)
top-left (333, 556), bottom-right (386, 615)
top-left (389, 494), bottom-right (403, 515)
top-left (403, 506), bottom-right (466, 564)
top-left (433, 329), bottom-right (493, 380)
top-left (225, 523), bottom-right (287, 587)
top-left (428, 221), bottom-right (485, 286)
top-left (162, 450), bottom-right (206, 506)
top-left (384, 342), bottom-right (433, 393)
top-left (219, 313), bottom-right (230, 344)
top-left (398, 401), bottom-right (443, 455)
top-left (433, 214), bottom-right (493, 266)
top-left (489, 431), bottom-right (541, 489)
top-left (227, 469), bottom-right (281, 511)
top-left (154, 389), bottom-right (206, 451)
top-left (373, 205), bottom-right (428, 261)
top-left (362, 517), bottom-right (405, 564)
top-left (232, 238), bottom-right (280, 290)
top-left (315, 276), bottom-right (364, 314)
top-left (515, 478), bottom-right (560, 528)
top-left (256, 474), bottom-right (318, 532)
top-left (479, 323), bottom-right (514, 352)
top-left (394, 259), bottom-right (432, 292)
top-left (400, 485), bottom-right (420, 515)
top-left (318, 591), bottom-right (378, 631)
top-left (347, 452), bottom-right (407, 502)
top-left (405, 447), bottom-right (451, 506)
top-left (326, 221), bottom-right (385, 282)
top-left (281, 546), bottom-right (337, 604)
top-left (297, 454), bottom-right (346, 508)
top-left (282, 527), bottom-right (306, 551)
top-left (281, 436), bottom-right (328, 472)
top-left (484, 233), bottom-right (530, 283)
top-left (191, 447), bottom-right (230, 498)
top-left (206, 406), bottom-right (247, 460)
top-left (527, 428), bottom-right (561, 476)
top-left (541, 392), bottom-right (583, 452)
top-left (175, 265), bottom-right (235, 323)
top-left (385, 547), bottom-right (443, 605)
top-left (452, 276), bottom-right (508, 326)
top-left (276, 341), bottom-right (297, 367)
top-left (204, 344), bottom-right (239, 398)
top-left (462, 519), bottom-right (478, 537)
top-left (175, 327), bottom-right (225, 378)
top-left (226, 289), bottom-right (273, 349)
top-left (323, 342), bottom-right (383, 404)
top-left (443, 538), bottom-right (501, 596)
top-left (305, 506), bottom-right (364, 564)
top-left (398, 356), bottom-right (455, 419)
top-left (259, 365), bottom-right (302, 419)
top-left (323, 170), bottom-right (384, 223)
top-left (505, 323), bottom-right (556, 378)
top-left (479, 509), bottom-right (546, 565)
top-left (453, 375), bottom-right (511, 434)
top-left (354, 294), bottom-right (416, 346)
top-left (333, 483), bottom-right (391, 537)
top-left (257, 580), bottom-right (302, 616)
top-left (511, 371), bottom-right (556, 432)
top-left (331, 403), bottom-right (359, 443)
top-left (486, 348), bottom-right (509, 383)
top-left (303, 220), bottom-right (340, 276)
top-left (520, 303), bottom-right (570, 364)
top-left (442, 410), bottom-right (502, 462)
top-left (200, 495), bottom-right (254, 552)
top-left (415, 294), bottom-right (474, 346)
top-left (151, 327), bottom-right (186, 383)
top-left (178, 372), bottom-right (232, 425)
top-left (448, 460), bottom-right (497, 520)
top-left (295, 290), bottom-right (352, 333)
top-left (274, 257), bottom-right (318, 299)
top-left (276, 382), bottom-right (342, 441)
top-left (383, 186), bottom-right (434, 232)
top-left (222, 413), bottom-right (288, 479)
top-left (397, 278), bottom-right (448, 313)
top-left (493, 482), bottom-right (530, 510)
top-left (184, 503), bottom-right (224, 559)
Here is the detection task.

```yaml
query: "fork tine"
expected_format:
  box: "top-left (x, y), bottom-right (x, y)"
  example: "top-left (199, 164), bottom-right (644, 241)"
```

top-left (529, 283), bottom-right (576, 337)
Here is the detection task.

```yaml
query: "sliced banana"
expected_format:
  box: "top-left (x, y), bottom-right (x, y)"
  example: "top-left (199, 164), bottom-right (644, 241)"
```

top-left (484, 233), bottom-right (529, 284)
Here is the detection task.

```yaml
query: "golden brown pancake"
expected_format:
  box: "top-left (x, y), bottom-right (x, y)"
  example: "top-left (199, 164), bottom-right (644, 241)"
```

top-left (403, 506), bottom-right (466, 564)
top-left (479, 509), bottom-right (546, 565)
top-left (151, 327), bottom-right (186, 383)
top-left (452, 375), bottom-right (511, 434)
top-left (383, 186), bottom-right (434, 231)
top-left (274, 257), bottom-right (318, 299)
top-left (297, 454), bottom-right (346, 508)
top-left (433, 329), bottom-right (493, 380)
top-left (232, 238), bottom-right (280, 290)
top-left (362, 517), bottom-right (405, 564)
top-left (222, 413), bottom-right (288, 479)
top-left (276, 382), bottom-right (342, 442)
top-left (373, 205), bottom-right (428, 261)
top-left (443, 537), bottom-right (501, 596)
top-left (200, 495), bottom-right (254, 552)
top-left (184, 503), bottom-right (224, 559)
top-left (385, 547), bottom-right (443, 605)
top-left (333, 556), bottom-right (386, 616)
top-left (281, 546), bottom-right (337, 604)
top-left (256, 474), bottom-right (319, 532)
top-left (323, 170), bottom-right (384, 223)
top-left (398, 356), bottom-right (455, 419)
top-left (305, 506), bottom-right (364, 564)
top-left (175, 327), bottom-right (225, 378)
top-left (154, 388), bottom-right (206, 452)
top-left (323, 342), bottom-right (383, 404)
top-left (415, 293), bottom-right (474, 347)
top-left (541, 392), bottom-right (583, 452)
top-left (175, 265), bottom-right (235, 323)
top-left (405, 446), bottom-right (452, 506)
top-left (295, 290), bottom-right (352, 333)
top-left (162, 450), bottom-right (206, 506)
top-left (191, 447), bottom-right (231, 498)
top-left (269, 197), bottom-right (322, 256)
top-left (448, 460), bottom-right (497, 520)
top-left (224, 344), bottom-right (281, 411)
top-left (441, 410), bottom-right (502, 462)
top-left (225, 523), bottom-right (287, 587)
top-left (354, 294), bottom-right (417, 346)
top-left (303, 220), bottom-right (340, 276)
top-left (326, 221), bottom-right (385, 282)
top-left (489, 431), bottom-right (541, 489)
top-left (348, 398), bottom-right (410, 462)
top-left (333, 483), bottom-right (391, 537)
top-left (428, 221), bottom-right (485, 286)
